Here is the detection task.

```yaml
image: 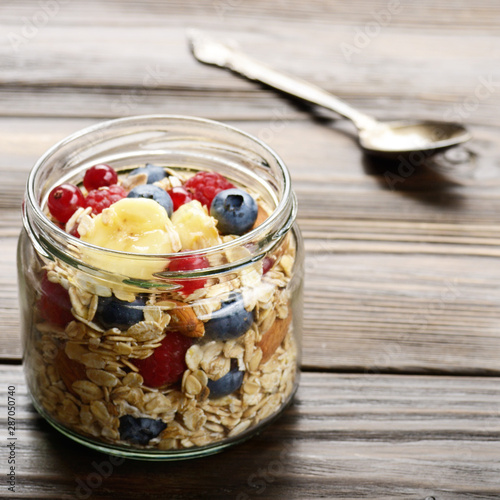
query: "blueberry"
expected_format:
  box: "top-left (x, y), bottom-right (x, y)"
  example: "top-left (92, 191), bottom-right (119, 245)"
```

top-left (129, 163), bottom-right (167, 184)
top-left (127, 184), bottom-right (173, 217)
top-left (210, 188), bottom-right (258, 235)
top-left (204, 292), bottom-right (254, 340)
top-left (119, 415), bottom-right (167, 445)
top-left (95, 295), bottom-right (145, 330)
top-left (207, 360), bottom-right (244, 398)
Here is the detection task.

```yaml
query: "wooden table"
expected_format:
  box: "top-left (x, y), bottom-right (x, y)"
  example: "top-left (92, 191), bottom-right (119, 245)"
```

top-left (2, 1), bottom-right (500, 498)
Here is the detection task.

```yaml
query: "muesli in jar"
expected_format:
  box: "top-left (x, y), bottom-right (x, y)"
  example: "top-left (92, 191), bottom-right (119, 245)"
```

top-left (19, 118), bottom-right (303, 460)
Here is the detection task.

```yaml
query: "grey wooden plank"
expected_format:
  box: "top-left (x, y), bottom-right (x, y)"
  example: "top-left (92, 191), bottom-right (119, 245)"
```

top-left (1, 2), bottom-right (499, 123)
top-left (0, 366), bottom-right (499, 499)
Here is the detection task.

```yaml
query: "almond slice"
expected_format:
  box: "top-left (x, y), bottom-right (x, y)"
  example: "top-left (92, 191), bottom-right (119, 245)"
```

top-left (252, 204), bottom-right (269, 230)
top-left (257, 311), bottom-right (292, 364)
top-left (169, 300), bottom-right (205, 338)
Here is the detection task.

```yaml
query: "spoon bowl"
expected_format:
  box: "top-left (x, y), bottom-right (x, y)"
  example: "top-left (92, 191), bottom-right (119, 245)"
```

top-left (358, 120), bottom-right (471, 157)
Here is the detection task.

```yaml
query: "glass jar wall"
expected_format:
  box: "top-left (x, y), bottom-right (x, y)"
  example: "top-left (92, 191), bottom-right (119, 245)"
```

top-left (17, 115), bottom-right (303, 459)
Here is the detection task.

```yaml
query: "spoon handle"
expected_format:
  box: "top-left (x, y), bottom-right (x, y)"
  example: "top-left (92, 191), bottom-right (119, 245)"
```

top-left (188, 30), bottom-right (378, 131)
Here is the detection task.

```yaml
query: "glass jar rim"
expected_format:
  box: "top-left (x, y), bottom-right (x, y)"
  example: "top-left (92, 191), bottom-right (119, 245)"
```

top-left (24, 114), bottom-right (297, 281)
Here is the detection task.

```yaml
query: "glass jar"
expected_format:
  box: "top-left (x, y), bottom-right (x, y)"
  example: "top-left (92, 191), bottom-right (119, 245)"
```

top-left (17, 115), bottom-right (303, 459)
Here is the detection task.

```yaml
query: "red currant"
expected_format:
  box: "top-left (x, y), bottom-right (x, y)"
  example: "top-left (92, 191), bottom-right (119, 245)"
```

top-left (262, 256), bottom-right (274, 274)
top-left (83, 164), bottom-right (118, 191)
top-left (167, 186), bottom-right (193, 211)
top-left (47, 183), bottom-right (85, 223)
top-left (168, 255), bottom-right (209, 295)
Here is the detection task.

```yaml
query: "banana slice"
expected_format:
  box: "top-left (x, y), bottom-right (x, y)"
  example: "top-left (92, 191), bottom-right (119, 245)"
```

top-left (171, 200), bottom-right (222, 251)
top-left (80, 198), bottom-right (181, 279)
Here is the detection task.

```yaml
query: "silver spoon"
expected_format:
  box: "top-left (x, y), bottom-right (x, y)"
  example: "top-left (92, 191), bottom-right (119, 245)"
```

top-left (188, 29), bottom-right (471, 158)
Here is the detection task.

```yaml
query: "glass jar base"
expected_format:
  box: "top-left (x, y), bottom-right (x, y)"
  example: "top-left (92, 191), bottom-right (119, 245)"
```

top-left (29, 386), bottom-right (298, 461)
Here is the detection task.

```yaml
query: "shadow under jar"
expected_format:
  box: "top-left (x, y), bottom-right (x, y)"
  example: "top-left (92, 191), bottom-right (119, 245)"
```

top-left (17, 115), bottom-right (304, 460)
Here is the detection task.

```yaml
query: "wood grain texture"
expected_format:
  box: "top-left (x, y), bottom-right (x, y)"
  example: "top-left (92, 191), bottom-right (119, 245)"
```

top-left (1, 1), bottom-right (499, 123)
top-left (1, 366), bottom-right (499, 499)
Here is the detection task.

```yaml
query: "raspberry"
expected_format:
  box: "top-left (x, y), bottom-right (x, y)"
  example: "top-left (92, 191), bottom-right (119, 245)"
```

top-left (38, 274), bottom-right (74, 327)
top-left (168, 255), bottom-right (209, 295)
top-left (184, 171), bottom-right (234, 207)
top-left (85, 184), bottom-right (127, 215)
top-left (135, 330), bottom-right (192, 388)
